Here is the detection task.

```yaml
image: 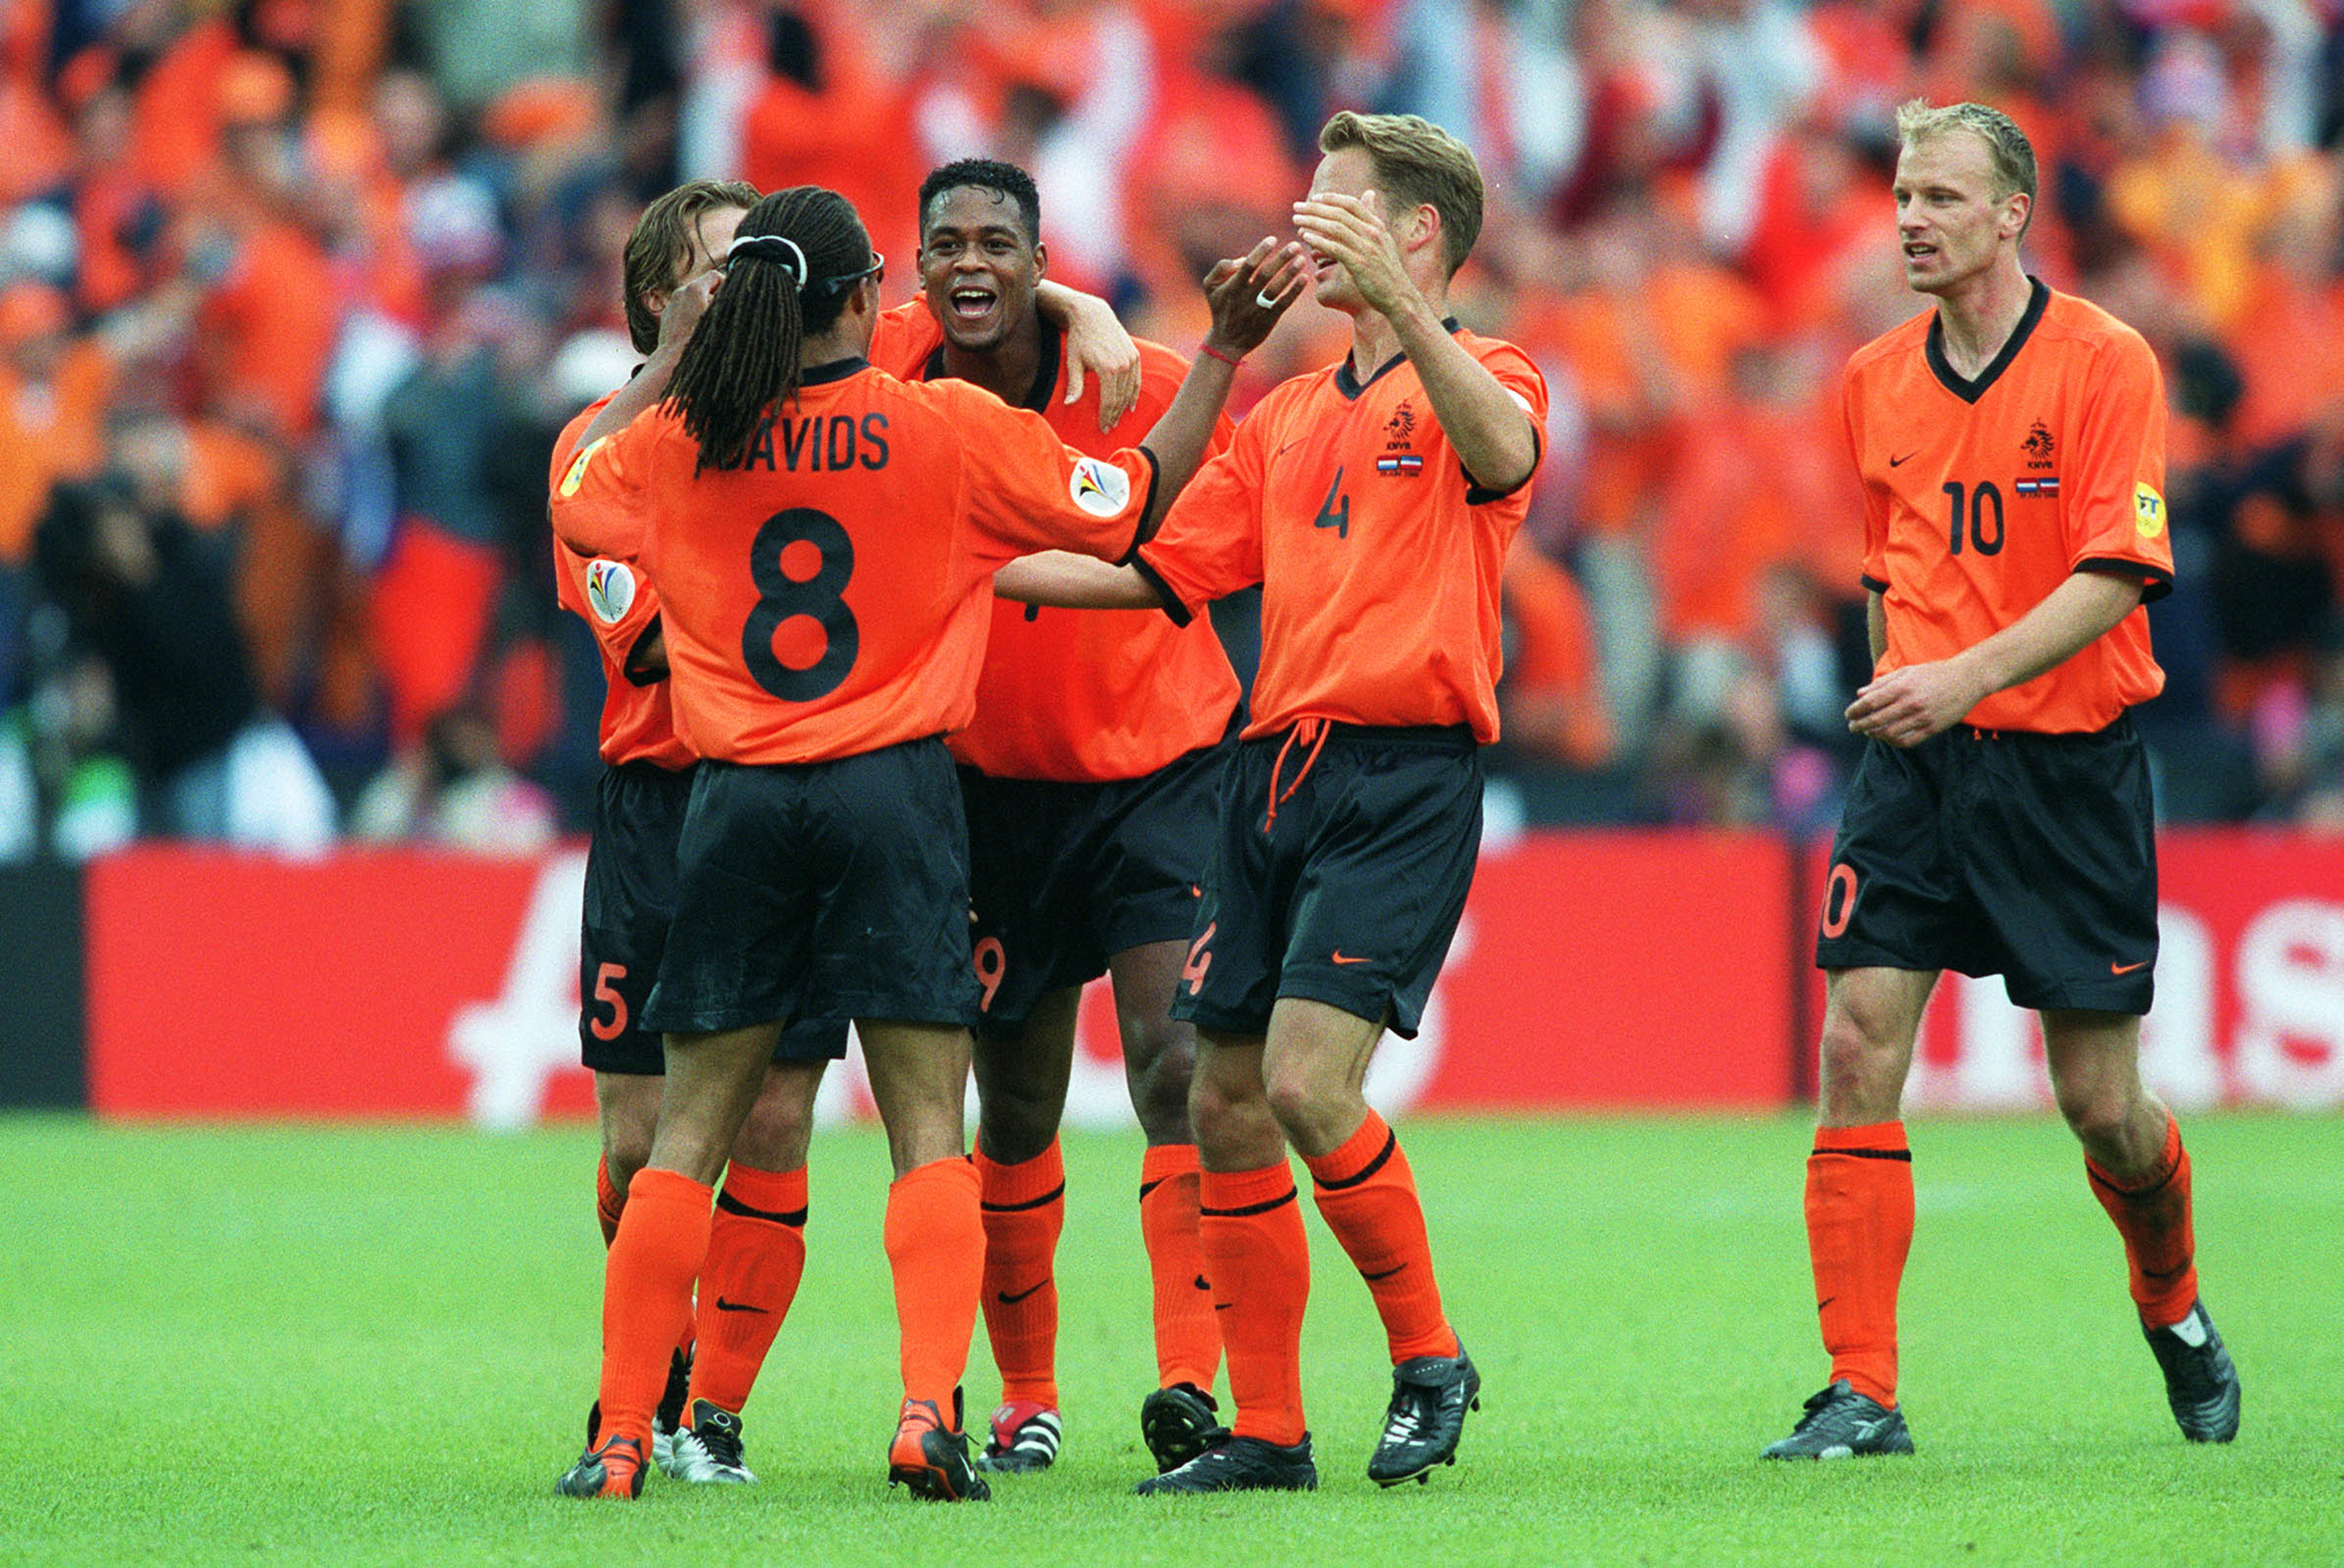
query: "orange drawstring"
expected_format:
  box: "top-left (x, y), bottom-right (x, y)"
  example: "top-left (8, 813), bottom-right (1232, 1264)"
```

top-left (1264, 717), bottom-right (1329, 832)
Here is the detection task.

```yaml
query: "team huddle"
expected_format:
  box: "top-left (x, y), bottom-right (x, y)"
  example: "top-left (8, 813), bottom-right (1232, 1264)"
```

top-left (545, 102), bottom-right (2239, 1505)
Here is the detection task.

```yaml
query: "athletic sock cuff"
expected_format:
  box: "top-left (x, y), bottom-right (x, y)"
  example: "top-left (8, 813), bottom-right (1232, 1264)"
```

top-left (1200, 1162), bottom-right (1296, 1214)
top-left (717, 1160), bottom-right (808, 1223)
top-left (975, 1138), bottom-right (1065, 1208)
top-left (2085, 1113), bottom-right (2183, 1195)
top-left (893, 1152), bottom-right (983, 1201)
top-left (627, 1165), bottom-right (714, 1211)
top-left (1302, 1110), bottom-right (1395, 1189)
top-left (1140, 1142), bottom-right (1200, 1192)
top-left (1812, 1120), bottom-right (1909, 1157)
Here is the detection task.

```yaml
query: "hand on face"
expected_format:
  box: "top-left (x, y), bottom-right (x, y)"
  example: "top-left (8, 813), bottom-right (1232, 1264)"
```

top-left (656, 269), bottom-right (720, 352)
top-left (1292, 187), bottom-right (1419, 320)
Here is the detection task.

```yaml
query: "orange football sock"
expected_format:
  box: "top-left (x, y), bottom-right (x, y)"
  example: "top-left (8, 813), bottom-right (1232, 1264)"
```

top-left (688, 1162), bottom-right (809, 1414)
top-left (599, 1167), bottom-right (714, 1449)
top-left (884, 1155), bottom-right (985, 1417)
top-left (975, 1139), bottom-right (1064, 1406)
top-left (1304, 1111), bottom-right (1457, 1363)
top-left (1140, 1142), bottom-right (1221, 1392)
top-left (2087, 1113), bottom-right (2197, 1330)
top-left (1199, 1162), bottom-right (1310, 1447)
top-left (595, 1154), bottom-right (624, 1247)
top-left (1805, 1121), bottom-right (1913, 1409)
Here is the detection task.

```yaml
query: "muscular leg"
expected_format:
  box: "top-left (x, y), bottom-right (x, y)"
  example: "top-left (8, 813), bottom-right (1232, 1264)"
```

top-left (972, 988), bottom-right (1077, 1164)
top-left (2047, 1010), bottom-right (2200, 1330)
top-left (1112, 940), bottom-right (1200, 1146)
top-left (594, 1072), bottom-right (663, 1220)
top-left (970, 993), bottom-right (1076, 1423)
top-left (1112, 939), bottom-right (1220, 1396)
top-left (690, 1061), bottom-right (828, 1423)
top-left (862, 1020), bottom-right (984, 1417)
top-left (1801, 966), bottom-right (1935, 1410)
top-left (1188, 1024), bottom-right (1308, 1444)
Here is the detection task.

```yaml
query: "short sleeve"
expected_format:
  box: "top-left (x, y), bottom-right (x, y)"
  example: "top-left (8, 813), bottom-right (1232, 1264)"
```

top-left (1138, 413), bottom-right (1269, 620)
top-left (1463, 344), bottom-right (1550, 504)
top-left (550, 416), bottom-right (659, 563)
top-left (1845, 370), bottom-right (1890, 595)
top-left (869, 301), bottom-right (942, 378)
top-left (2067, 330), bottom-right (2174, 599)
top-left (556, 539), bottom-right (666, 680)
top-left (945, 383), bottom-right (1159, 565)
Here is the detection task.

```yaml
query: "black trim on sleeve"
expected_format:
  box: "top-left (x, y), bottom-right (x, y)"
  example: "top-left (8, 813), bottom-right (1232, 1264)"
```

top-left (1125, 445), bottom-right (1163, 553)
top-left (1463, 423), bottom-right (1543, 505)
top-left (1860, 573), bottom-right (1890, 595)
top-left (1130, 552), bottom-right (1194, 627)
top-left (2078, 555), bottom-right (2174, 605)
top-left (621, 615), bottom-right (665, 687)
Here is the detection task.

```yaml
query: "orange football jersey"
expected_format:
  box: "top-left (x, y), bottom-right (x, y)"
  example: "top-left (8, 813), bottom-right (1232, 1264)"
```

top-left (550, 395), bottom-right (691, 769)
top-left (882, 324), bottom-right (1239, 780)
top-left (1844, 281), bottom-right (2173, 733)
top-left (554, 358), bottom-right (1159, 766)
top-left (1138, 324), bottom-right (1548, 742)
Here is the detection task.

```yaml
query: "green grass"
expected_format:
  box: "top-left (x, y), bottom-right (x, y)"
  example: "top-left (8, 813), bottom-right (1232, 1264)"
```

top-left (5, 1113), bottom-right (2339, 1564)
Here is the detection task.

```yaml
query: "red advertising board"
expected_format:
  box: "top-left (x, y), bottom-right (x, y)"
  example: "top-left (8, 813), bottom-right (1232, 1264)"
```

top-left (83, 830), bottom-right (2344, 1122)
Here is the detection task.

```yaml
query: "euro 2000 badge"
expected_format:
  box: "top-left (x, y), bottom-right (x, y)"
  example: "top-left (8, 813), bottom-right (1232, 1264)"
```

top-left (559, 438), bottom-right (602, 498)
top-left (2133, 481), bottom-right (2166, 539)
top-left (1069, 457), bottom-right (1131, 518)
top-left (585, 559), bottom-right (635, 624)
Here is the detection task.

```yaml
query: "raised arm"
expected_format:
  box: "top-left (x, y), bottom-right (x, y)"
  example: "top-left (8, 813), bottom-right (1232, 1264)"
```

top-left (575, 270), bottom-right (720, 449)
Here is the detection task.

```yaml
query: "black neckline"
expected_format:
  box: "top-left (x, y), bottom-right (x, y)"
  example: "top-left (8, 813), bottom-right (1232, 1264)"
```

top-left (1924, 278), bottom-right (2048, 404)
top-left (919, 320), bottom-right (1062, 412)
top-left (1335, 316), bottom-right (1463, 401)
top-left (800, 355), bottom-right (869, 387)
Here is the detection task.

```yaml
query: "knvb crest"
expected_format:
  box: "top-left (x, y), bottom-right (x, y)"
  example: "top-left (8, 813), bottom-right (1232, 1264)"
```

top-left (2022, 419), bottom-right (2056, 467)
top-left (1385, 402), bottom-right (1417, 448)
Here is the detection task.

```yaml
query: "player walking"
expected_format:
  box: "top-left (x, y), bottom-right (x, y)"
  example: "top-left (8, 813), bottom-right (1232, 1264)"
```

top-left (1763, 99), bottom-right (2241, 1460)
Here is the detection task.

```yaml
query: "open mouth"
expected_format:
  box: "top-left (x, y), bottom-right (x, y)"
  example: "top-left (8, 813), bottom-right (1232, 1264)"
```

top-left (949, 286), bottom-right (997, 320)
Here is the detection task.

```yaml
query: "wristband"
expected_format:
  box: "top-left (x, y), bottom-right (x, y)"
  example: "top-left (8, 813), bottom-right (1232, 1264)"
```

top-left (1199, 344), bottom-right (1243, 369)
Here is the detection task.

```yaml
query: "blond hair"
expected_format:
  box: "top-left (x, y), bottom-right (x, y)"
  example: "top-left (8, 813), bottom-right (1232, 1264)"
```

top-left (1318, 111), bottom-right (1485, 277)
top-left (620, 179), bottom-right (762, 353)
top-left (1896, 98), bottom-right (2037, 238)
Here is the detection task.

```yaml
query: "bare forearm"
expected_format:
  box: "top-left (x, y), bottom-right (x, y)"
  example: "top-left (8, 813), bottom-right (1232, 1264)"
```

top-left (1867, 591), bottom-right (1886, 664)
top-left (1388, 297), bottom-right (1538, 493)
top-left (578, 342), bottom-right (682, 448)
top-left (1135, 353), bottom-right (1238, 534)
top-left (1953, 569), bottom-right (2145, 697)
top-left (994, 552), bottom-right (1160, 609)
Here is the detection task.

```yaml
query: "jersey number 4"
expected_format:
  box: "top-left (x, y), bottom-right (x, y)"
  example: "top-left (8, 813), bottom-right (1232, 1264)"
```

top-left (744, 507), bottom-right (859, 702)
top-left (1313, 468), bottom-right (1350, 540)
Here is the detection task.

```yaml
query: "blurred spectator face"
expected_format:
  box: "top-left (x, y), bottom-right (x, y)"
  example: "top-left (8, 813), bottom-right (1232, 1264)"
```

top-left (1892, 130), bottom-right (2024, 298)
top-left (73, 83), bottom-right (135, 170)
top-left (917, 184), bottom-right (1044, 356)
top-left (0, 281), bottom-right (70, 379)
top-left (371, 70), bottom-right (448, 180)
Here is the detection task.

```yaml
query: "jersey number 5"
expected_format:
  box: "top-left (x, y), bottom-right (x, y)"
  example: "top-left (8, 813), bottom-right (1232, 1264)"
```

top-left (744, 507), bottom-right (859, 701)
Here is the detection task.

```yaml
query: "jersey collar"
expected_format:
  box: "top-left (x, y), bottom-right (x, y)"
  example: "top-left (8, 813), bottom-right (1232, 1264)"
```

top-left (1335, 316), bottom-right (1463, 401)
top-left (800, 355), bottom-right (869, 387)
top-left (1924, 277), bottom-right (2048, 405)
top-left (918, 320), bottom-right (1062, 412)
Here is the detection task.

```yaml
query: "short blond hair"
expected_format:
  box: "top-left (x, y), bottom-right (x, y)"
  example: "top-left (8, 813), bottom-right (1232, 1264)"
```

top-left (1896, 98), bottom-right (2037, 238)
top-left (1318, 110), bottom-right (1485, 277)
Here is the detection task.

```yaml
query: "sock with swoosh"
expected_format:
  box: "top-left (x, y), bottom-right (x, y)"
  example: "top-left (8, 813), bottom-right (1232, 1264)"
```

top-left (1805, 1120), bottom-right (1913, 1409)
top-left (885, 1155), bottom-right (986, 1417)
top-left (688, 1161), bottom-right (809, 1414)
top-left (2086, 1112), bottom-right (2196, 1329)
top-left (599, 1166), bottom-right (714, 1452)
top-left (1139, 1142), bottom-right (1221, 1392)
top-left (1199, 1162), bottom-right (1310, 1446)
top-left (1304, 1110), bottom-right (1457, 1363)
top-left (975, 1138), bottom-right (1064, 1408)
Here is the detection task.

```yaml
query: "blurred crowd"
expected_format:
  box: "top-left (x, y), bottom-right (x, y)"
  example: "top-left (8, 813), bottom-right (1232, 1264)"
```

top-left (2, 0), bottom-right (2341, 859)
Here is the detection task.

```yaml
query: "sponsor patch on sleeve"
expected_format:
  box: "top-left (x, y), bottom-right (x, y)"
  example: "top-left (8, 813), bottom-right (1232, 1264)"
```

top-left (559, 438), bottom-right (605, 498)
top-left (1068, 456), bottom-right (1133, 518)
top-left (2133, 480), bottom-right (2166, 539)
top-left (584, 558), bottom-right (635, 624)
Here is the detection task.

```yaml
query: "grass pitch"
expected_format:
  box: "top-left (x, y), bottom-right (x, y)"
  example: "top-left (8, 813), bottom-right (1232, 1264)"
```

top-left (8, 1113), bottom-right (2339, 1565)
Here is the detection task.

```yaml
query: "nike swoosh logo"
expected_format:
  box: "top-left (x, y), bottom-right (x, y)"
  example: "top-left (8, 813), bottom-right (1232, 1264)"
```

top-left (1888, 452), bottom-right (1916, 467)
top-left (713, 1297), bottom-right (766, 1314)
top-left (1331, 951), bottom-right (1370, 966)
top-left (1817, 1297), bottom-right (1837, 1313)
top-left (1214, 1301), bottom-right (1235, 1312)
top-left (997, 1280), bottom-right (1049, 1305)
top-left (2111, 959), bottom-right (2151, 975)
top-left (1363, 1263), bottom-right (1406, 1281)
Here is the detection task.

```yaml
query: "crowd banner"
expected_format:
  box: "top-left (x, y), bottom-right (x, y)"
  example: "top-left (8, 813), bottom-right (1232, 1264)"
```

top-left (70, 831), bottom-right (2344, 1123)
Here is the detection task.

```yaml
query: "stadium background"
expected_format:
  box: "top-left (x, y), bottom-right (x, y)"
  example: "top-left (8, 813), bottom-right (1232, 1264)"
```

top-left (1, 0), bottom-right (2342, 1119)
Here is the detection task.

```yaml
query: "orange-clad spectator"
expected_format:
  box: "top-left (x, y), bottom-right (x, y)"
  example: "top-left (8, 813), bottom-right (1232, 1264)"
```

top-left (184, 53), bottom-right (341, 439)
top-left (127, 4), bottom-right (245, 197)
top-left (0, 0), bottom-right (72, 202)
top-left (738, 4), bottom-right (925, 295)
top-left (1741, 119), bottom-right (1881, 335)
top-left (2223, 184), bottom-right (2344, 452)
top-left (1499, 537), bottom-right (1613, 770)
top-left (0, 284), bottom-right (114, 564)
top-left (56, 67), bottom-right (172, 317)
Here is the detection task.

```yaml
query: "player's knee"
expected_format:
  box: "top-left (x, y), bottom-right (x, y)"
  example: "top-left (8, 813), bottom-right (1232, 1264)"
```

top-left (1816, 1012), bottom-right (1900, 1099)
top-left (733, 1070), bottom-right (820, 1171)
top-left (2051, 1077), bottom-right (2132, 1149)
top-left (1124, 1020), bottom-right (1199, 1141)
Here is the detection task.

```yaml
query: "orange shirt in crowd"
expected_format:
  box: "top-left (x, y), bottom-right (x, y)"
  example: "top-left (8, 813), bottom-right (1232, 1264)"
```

top-left (555, 357), bottom-right (1158, 767)
top-left (1140, 325), bottom-right (1549, 743)
top-left (881, 324), bottom-right (1239, 781)
top-left (1845, 281), bottom-right (2172, 733)
top-left (195, 220), bottom-right (341, 438)
top-left (0, 334), bottom-right (113, 563)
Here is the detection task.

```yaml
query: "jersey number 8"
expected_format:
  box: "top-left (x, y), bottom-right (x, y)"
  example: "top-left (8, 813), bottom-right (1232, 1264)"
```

top-left (744, 507), bottom-right (859, 702)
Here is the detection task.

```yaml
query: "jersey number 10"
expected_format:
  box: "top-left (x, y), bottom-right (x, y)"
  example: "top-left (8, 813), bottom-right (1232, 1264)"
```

top-left (1942, 480), bottom-right (2006, 557)
top-left (744, 507), bottom-right (859, 702)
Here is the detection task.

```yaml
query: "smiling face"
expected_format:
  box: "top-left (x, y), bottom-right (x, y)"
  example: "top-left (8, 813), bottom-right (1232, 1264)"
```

top-left (918, 184), bottom-right (1044, 353)
top-left (1892, 129), bottom-right (2026, 298)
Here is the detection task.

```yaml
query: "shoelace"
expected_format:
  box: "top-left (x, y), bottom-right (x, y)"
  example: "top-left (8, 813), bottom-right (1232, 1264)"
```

top-left (1382, 1386), bottom-right (1432, 1447)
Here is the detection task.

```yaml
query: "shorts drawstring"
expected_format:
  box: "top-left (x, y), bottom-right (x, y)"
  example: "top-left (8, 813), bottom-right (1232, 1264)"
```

top-left (1264, 717), bottom-right (1328, 832)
